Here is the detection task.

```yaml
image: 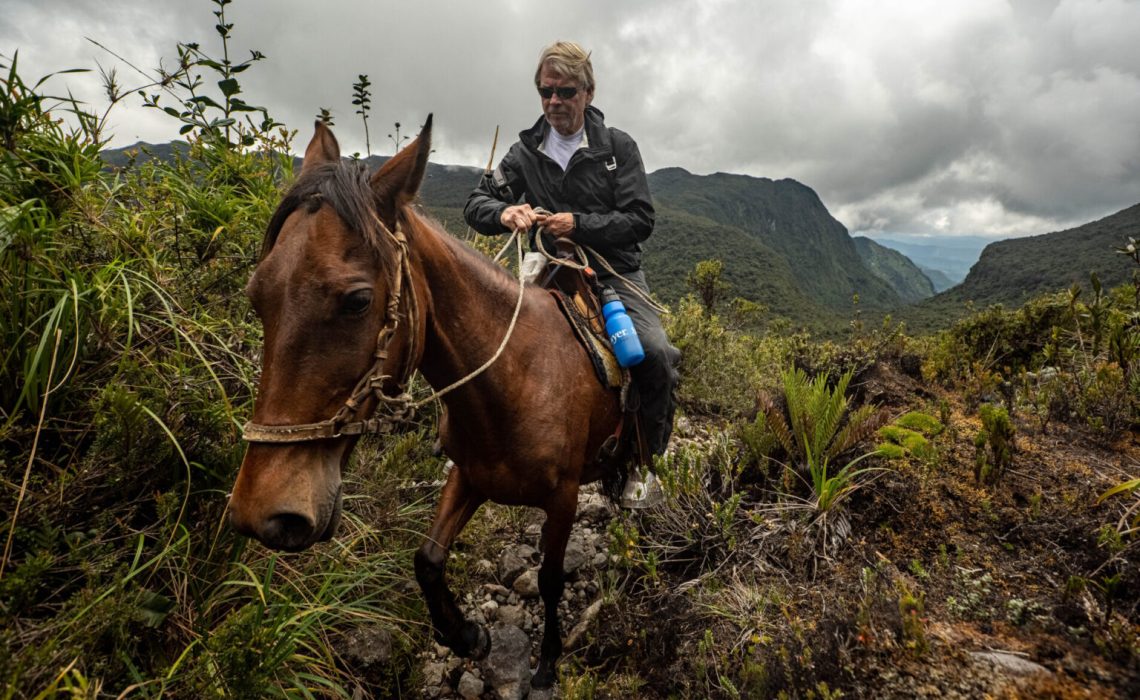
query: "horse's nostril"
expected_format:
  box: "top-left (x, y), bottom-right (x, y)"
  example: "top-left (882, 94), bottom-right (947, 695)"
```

top-left (261, 512), bottom-right (315, 552)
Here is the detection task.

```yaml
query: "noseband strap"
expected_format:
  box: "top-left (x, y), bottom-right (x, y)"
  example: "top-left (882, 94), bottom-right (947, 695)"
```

top-left (242, 220), bottom-right (419, 444)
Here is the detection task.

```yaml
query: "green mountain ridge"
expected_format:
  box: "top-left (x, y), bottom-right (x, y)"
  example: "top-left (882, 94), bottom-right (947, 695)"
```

top-left (950, 203), bottom-right (1140, 305)
top-left (898, 202), bottom-right (1140, 330)
top-left (852, 236), bottom-right (936, 303)
top-left (646, 168), bottom-right (902, 312)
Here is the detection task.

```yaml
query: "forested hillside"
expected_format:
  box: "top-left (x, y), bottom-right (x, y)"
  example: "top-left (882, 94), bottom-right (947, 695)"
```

top-left (944, 203), bottom-right (1140, 307)
top-left (647, 168), bottom-right (902, 312)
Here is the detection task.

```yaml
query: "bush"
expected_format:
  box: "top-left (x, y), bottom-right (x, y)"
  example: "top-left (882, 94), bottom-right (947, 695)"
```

top-left (666, 295), bottom-right (767, 417)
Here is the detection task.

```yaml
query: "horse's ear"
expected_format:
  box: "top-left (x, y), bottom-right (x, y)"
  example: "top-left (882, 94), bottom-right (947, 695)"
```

top-left (301, 121), bottom-right (341, 175)
top-left (370, 114), bottom-right (432, 228)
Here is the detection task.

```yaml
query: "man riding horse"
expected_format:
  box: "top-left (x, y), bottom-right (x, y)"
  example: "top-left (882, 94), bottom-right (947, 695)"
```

top-left (464, 41), bottom-right (680, 507)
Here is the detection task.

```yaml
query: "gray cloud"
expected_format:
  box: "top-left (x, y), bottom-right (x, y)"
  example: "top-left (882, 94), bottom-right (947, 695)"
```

top-left (3, 0), bottom-right (1137, 238)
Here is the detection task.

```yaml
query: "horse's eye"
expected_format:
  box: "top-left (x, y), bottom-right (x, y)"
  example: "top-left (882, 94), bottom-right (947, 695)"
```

top-left (342, 289), bottom-right (373, 315)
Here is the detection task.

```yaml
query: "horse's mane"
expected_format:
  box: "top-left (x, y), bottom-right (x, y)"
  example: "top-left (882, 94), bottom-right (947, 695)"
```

top-left (405, 209), bottom-right (526, 297)
top-left (260, 159), bottom-right (392, 262)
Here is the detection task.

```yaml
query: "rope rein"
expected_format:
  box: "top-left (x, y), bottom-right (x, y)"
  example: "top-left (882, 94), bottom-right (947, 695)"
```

top-left (412, 229), bottom-right (526, 406)
top-left (529, 208), bottom-right (669, 315)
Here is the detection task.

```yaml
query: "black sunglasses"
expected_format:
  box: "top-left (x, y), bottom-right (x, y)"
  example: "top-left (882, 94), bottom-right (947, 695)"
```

top-left (537, 85), bottom-right (579, 100)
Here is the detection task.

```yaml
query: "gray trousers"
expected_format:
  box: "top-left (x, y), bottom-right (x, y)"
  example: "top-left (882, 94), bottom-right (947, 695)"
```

top-left (598, 269), bottom-right (681, 456)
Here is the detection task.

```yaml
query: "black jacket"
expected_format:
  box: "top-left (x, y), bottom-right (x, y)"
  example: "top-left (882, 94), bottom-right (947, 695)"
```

top-left (464, 106), bottom-right (655, 274)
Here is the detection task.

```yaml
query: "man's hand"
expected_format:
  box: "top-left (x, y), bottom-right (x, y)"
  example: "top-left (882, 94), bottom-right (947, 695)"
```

top-left (501, 204), bottom-right (537, 233)
top-left (536, 211), bottom-right (575, 239)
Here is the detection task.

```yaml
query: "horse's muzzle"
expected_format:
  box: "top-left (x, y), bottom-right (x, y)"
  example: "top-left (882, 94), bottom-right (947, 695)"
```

top-left (230, 485), bottom-right (343, 552)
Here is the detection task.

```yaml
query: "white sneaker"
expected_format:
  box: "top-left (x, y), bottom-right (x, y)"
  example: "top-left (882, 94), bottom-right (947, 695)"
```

top-left (620, 467), bottom-right (664, 509)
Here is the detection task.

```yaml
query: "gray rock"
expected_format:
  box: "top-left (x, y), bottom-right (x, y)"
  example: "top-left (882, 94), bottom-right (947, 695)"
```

top-left (563, 534), bottom-right (592, 574)
top-left (474, 558), bottom-right (495, 576)
top-left (481, 599), bottom-right (500, 621)
top-left (445, 656), bottom-right (465, 675)
top-left (498, 549), bottom-right (528, 586)
top-left (484, 624), bottom-right (532, 698)
top-left (577, 493), bottom-right (612, 522)
top-left (484, 583), bottom-right (511, 598)
top-left (341, 625), bottom-right (393, 667)
top-left (496, 682), bottom-right (528, 700)
top-left (457, 671), bottom-right (484, 699)
top-left (422, 661), bottom-right (446, 688)
top-left (566, 599), bottom-right (603, 648)
top-left (497, 604), bottom-right (527, 628)
top-left (592, 552), bottom-right (608, 567)
top-left (970, 651), bottom-right (1050, 676)
top-left (513, 568), bottom-right (540, 598)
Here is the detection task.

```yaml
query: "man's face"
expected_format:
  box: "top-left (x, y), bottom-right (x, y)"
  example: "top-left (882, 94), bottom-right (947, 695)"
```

top-left (538, 65), bottom-right (593, 136)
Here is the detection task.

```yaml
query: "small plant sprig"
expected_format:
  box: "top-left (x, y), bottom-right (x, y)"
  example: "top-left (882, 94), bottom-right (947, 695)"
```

top-left (388, 121), bottom-right (409, 154)
top-left (139, 0), bottom-right (280, 148)
top-left (316, 107), bottom-right (334, 126)
top-left (352, 74), bottom-right (372, 156)
top-left (974, 404), bottom-right (1014, 484)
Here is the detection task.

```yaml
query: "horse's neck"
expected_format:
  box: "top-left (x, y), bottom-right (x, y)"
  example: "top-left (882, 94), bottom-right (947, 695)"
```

top-left (407, 217), bottom-right (530, 390)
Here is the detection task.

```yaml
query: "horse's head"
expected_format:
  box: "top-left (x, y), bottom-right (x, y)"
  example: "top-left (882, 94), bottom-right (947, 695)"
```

top-left (228, 118), bottom-right (432, 551)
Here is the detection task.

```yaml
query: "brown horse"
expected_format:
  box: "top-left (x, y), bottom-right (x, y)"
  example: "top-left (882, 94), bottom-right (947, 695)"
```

top-left (227, 118), bottom-right (624, 689)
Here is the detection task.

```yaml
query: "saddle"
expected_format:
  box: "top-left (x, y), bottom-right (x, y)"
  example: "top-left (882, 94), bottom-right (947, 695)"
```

top-left (546, 268), bottom-right (623, 391)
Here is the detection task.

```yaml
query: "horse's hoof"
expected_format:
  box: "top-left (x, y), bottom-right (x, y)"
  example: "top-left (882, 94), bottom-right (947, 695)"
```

top-left (472, 623), bottom-right (491, 660)
top-left (460, 622), bottom-right (491, 661)
top-left (531, 660), bottom-right (556, 690)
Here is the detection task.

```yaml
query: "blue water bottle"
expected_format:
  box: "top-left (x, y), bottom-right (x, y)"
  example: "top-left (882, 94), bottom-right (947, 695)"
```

top-left (601, 287), bottom-right (645, 367)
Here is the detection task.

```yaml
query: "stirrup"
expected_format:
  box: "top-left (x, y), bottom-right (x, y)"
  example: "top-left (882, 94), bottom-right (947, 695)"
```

top-left (620, 466), bottom-right (664, 509)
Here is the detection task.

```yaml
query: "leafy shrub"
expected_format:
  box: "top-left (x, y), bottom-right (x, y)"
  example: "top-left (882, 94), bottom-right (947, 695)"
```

top-left (0, 15), bottom-right (431, 697)
top-left (666, 295), bottom-right (766, 417)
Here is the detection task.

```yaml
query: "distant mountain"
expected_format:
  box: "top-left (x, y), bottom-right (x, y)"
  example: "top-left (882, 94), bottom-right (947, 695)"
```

top-left (939, 203), bottom-right (1140, 307)
top-left (852, 237), bottom-right (935, 303)
top-left (917, 265), bottom-right (956, 293)
top-left (864, 234), bottom-right (1001, 285)
top-left (645, 168), bottom-right (901, 315)
top-left (101, 141), bottom-right (189, 167)
top-left (895, 202), bottom-right (1140, 331)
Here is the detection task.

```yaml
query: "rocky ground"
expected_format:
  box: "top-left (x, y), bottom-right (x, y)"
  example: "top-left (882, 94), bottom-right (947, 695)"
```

top-left (416, 486), bottom-right (617, 699)
top-left (405, 364), bottom-right (1139, 699)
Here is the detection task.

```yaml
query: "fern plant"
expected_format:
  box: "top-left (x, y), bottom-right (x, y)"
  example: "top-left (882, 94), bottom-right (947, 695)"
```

top-left (759, 367), bottom-right (885, 474)
top-left (758, 367), bottom-right (887, 553)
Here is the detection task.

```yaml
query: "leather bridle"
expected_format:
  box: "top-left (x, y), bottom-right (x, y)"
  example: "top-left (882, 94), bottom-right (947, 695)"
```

top-left (241, 220), bottom-right (420, 444)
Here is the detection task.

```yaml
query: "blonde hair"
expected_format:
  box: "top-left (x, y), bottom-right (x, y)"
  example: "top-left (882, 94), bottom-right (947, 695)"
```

top-left (534, 41), bottom-right (595, 93)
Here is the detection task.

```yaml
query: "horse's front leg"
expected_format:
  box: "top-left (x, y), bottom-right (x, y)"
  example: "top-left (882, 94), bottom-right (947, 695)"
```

top-left (532, 481), bottom-right (580, 689)
top-left (414, 465), bottom-right (489, 659)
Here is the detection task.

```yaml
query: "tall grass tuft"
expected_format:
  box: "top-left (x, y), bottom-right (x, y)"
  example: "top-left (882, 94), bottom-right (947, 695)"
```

top-left (0, 13), bottom-right (435, 695)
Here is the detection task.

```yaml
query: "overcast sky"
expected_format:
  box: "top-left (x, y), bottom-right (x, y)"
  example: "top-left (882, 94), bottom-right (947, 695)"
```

top-left (3, 0), bottom-right (1138, 239)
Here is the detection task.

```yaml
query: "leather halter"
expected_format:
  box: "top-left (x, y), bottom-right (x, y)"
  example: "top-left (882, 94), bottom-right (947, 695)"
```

top-left (241, 220), bottom-right (419, 444)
